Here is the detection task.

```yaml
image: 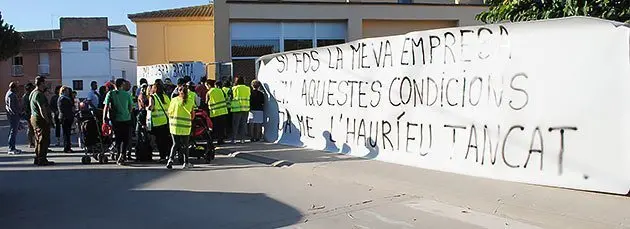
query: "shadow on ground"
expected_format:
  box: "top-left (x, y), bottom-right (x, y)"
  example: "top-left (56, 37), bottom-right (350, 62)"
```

top-left (219, 142), bottom-right (367, 166)
top-left (0, 168), bottom-right (303, 229)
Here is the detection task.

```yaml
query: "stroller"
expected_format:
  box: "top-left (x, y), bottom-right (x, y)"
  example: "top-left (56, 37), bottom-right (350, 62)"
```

top-left (185, 109), bottom-right (215, 163)
top-left (76, 107), bottom-right (113, 164)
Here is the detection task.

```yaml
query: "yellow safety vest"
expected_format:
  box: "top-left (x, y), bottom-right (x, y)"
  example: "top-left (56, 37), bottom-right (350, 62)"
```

top-left (207, 88), bottom-right (228, 118)
top-left (168, 96), bottom-right (194, 135)
top-left (222, 87), bottom-right (231, 113)
top-left (230, 85), bottom-right (251, 112)
top-left (151, 94), bottom-right (171, 127)
top-left (189, 91), bottom-right (198, 108)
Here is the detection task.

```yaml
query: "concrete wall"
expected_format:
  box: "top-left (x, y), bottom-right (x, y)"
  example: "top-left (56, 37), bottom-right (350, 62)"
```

top-left (109, 31), bottom-right (138, 85)
top-left (362, 19), bottom-right (458, 38)
top-left (61, 40), bottom-right (111, 98)
top-left (134, 19), bottom-right (215, 80)
top-left (214, 1), bottom-right (487, 62)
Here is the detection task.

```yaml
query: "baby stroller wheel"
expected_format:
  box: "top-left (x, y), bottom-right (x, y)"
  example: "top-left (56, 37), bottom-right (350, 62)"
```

top-left (81, 156), bottom-right (91, 164)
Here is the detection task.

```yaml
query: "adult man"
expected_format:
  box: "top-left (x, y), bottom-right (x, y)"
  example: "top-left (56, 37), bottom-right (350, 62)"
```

top-left (22, 83), bottom-right (35, 148)
top-left (50, 85), bottom-right (61, 146)
top-left (30, 76), bottom-right (54, 165)
top-left (230, 77), bottom-right (251, 144)
top-left (196, 77), bottom-right (209, 109)
top-left (206, 80), bottom-right (229, 144)
top-left (86, 81), bottom-right (100, 109)
top-left (103, 78), bottom-right (134, 165)
top-left (5, 82), bottom-right (22, 154)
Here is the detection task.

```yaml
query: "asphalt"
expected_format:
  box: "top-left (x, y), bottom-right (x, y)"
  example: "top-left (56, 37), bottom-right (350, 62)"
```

top-left (1, 120), bottom-right (629, 229)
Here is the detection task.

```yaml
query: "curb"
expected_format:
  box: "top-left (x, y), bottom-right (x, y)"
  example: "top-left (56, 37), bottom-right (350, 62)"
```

top-left (217, 148), bottom-right (294, 167)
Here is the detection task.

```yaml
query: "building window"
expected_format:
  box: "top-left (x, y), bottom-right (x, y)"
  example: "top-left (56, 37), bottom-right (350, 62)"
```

top-left (129, 45), bottom-right (135, 60)
top-left (12, 56), bottom-right (23, 76)
top-left (13, 56), bottom-right (23, 66)
top-left (284, 39), bottom-right (313, 52)
top-left (38, 53), bottom-right (50, 75)
top-left (72, 80), bottom-right (83, 91)
top-left (82, 41), bottom-right (89, 51)
top-left (317, 39), bottom-right (346, 48)
top-left (231, 40), bottom-right (280, 57)
top-left (122, 70), bottom-right (127, 79)
top-left (398, 0), bottom-right (412, 3)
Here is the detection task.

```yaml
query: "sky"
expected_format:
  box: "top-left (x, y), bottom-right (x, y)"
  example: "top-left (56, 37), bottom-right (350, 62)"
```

top-left (1, 0), bottom-right (210, 34)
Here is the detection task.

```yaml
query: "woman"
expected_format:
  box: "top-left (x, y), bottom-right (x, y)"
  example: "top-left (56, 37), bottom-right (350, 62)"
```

top-left (147, 80), bottom-right (172, 163)
top-left (248, 80), bottom-right (265, 142)
top-left (137, 84), bottom-right (149, 109)
top-left (166, 85), bottom-right (194, 169)
top-left (58, 86), bottom-right (74, 153)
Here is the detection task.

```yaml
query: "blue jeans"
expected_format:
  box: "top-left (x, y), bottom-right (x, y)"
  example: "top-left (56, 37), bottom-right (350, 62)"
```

top-left (8, 114), bottom-right (20, 150)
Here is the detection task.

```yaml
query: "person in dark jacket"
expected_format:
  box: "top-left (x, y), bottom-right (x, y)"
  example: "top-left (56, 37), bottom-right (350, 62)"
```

top-left (50, 85), bottom-right (62, 147)
top-left (22, 83), bottom-right (36, 148)
top-left (248, 80), bottom-right (265, 142)
top-left (58, 86), bottom-right (74, 153)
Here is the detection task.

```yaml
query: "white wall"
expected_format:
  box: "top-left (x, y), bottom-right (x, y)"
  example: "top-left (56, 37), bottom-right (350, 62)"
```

top-left (61, 40), bottom-right (111, 98)
top-left (109, 31), bottom-right (138, 86)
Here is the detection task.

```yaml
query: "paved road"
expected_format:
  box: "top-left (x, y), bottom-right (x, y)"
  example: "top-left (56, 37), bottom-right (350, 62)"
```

top-left (0, 122), bottom-right (628, 229)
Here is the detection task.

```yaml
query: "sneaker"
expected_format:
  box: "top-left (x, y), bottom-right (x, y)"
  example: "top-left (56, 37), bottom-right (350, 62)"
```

top-left (240, 139), bottom-right (245, 144)
top-left (166, 160), bottom-right (173, 169)
top-left (181, 163), bottom-right (193, 170)
top-left (7, 150), bottom-right (19, 155)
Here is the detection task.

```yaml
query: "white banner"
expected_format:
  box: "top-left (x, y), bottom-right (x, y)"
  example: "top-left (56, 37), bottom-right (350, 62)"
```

top-left (257, 17), bottom-right (630, 194)
top-left (136, 62), bottom-right (206, 85)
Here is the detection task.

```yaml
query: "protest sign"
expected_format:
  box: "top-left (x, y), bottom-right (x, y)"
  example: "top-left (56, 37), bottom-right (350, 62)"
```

top-left (258, 17), bottom-right (630, 194)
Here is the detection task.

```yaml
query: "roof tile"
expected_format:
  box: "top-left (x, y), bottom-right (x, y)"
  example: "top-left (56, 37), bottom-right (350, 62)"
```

top-left (128, 4), bottom-right (213, 20)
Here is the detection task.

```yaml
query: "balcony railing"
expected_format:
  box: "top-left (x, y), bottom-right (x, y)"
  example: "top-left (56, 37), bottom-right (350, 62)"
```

top-left (38, 64), bottom-right (50, 75)
top-left (12, 65), bottom-right (24, 76)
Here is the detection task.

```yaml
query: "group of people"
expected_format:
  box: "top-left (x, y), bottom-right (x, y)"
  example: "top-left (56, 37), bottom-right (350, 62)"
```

top-left (5, 74), bottom-right (266, 170)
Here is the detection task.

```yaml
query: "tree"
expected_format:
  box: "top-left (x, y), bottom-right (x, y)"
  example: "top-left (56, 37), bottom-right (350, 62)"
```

top-left (0, 12), bottom-right (22, 61)
top-left (476, 0), bottom-right (630, 24)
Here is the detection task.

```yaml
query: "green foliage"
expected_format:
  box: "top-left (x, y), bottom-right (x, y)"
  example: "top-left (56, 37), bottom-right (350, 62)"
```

top-left (0, 12), bottom-right (22, 61)
top-left (476, 0), bottom-right (630, 24)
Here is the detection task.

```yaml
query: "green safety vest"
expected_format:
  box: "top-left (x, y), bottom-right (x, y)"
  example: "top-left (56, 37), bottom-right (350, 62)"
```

top-left (207, 88), bottom-right (228, 118)
top-left (151, 94), bottom-right (171, 127)
top-left (168, 96), bottom-right (194, 135)
top-left (230, 85), bottom-right (251, 112)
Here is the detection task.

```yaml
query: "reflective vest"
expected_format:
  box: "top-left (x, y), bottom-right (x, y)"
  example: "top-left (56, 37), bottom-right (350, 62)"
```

top-left (151, 94), bottom-right (171, 127)
top-left (207, 88), bottom-right (228, 118)
top-left (222, 87), bottom-right (231, 113)
top-left (168, 96), bottom-right (194, 135)
top-left (189, 91), bottom-right (198, 108)
top-left (230, 85), bottom-right (251, 112)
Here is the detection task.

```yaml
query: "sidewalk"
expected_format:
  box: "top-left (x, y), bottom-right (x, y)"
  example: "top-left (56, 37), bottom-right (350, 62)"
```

top-left (218, 142), bottom-right (630, 229)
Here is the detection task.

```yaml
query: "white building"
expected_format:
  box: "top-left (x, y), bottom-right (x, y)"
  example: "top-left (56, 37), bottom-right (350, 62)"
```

top-left (60, 18), bottom-right (137, 98)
